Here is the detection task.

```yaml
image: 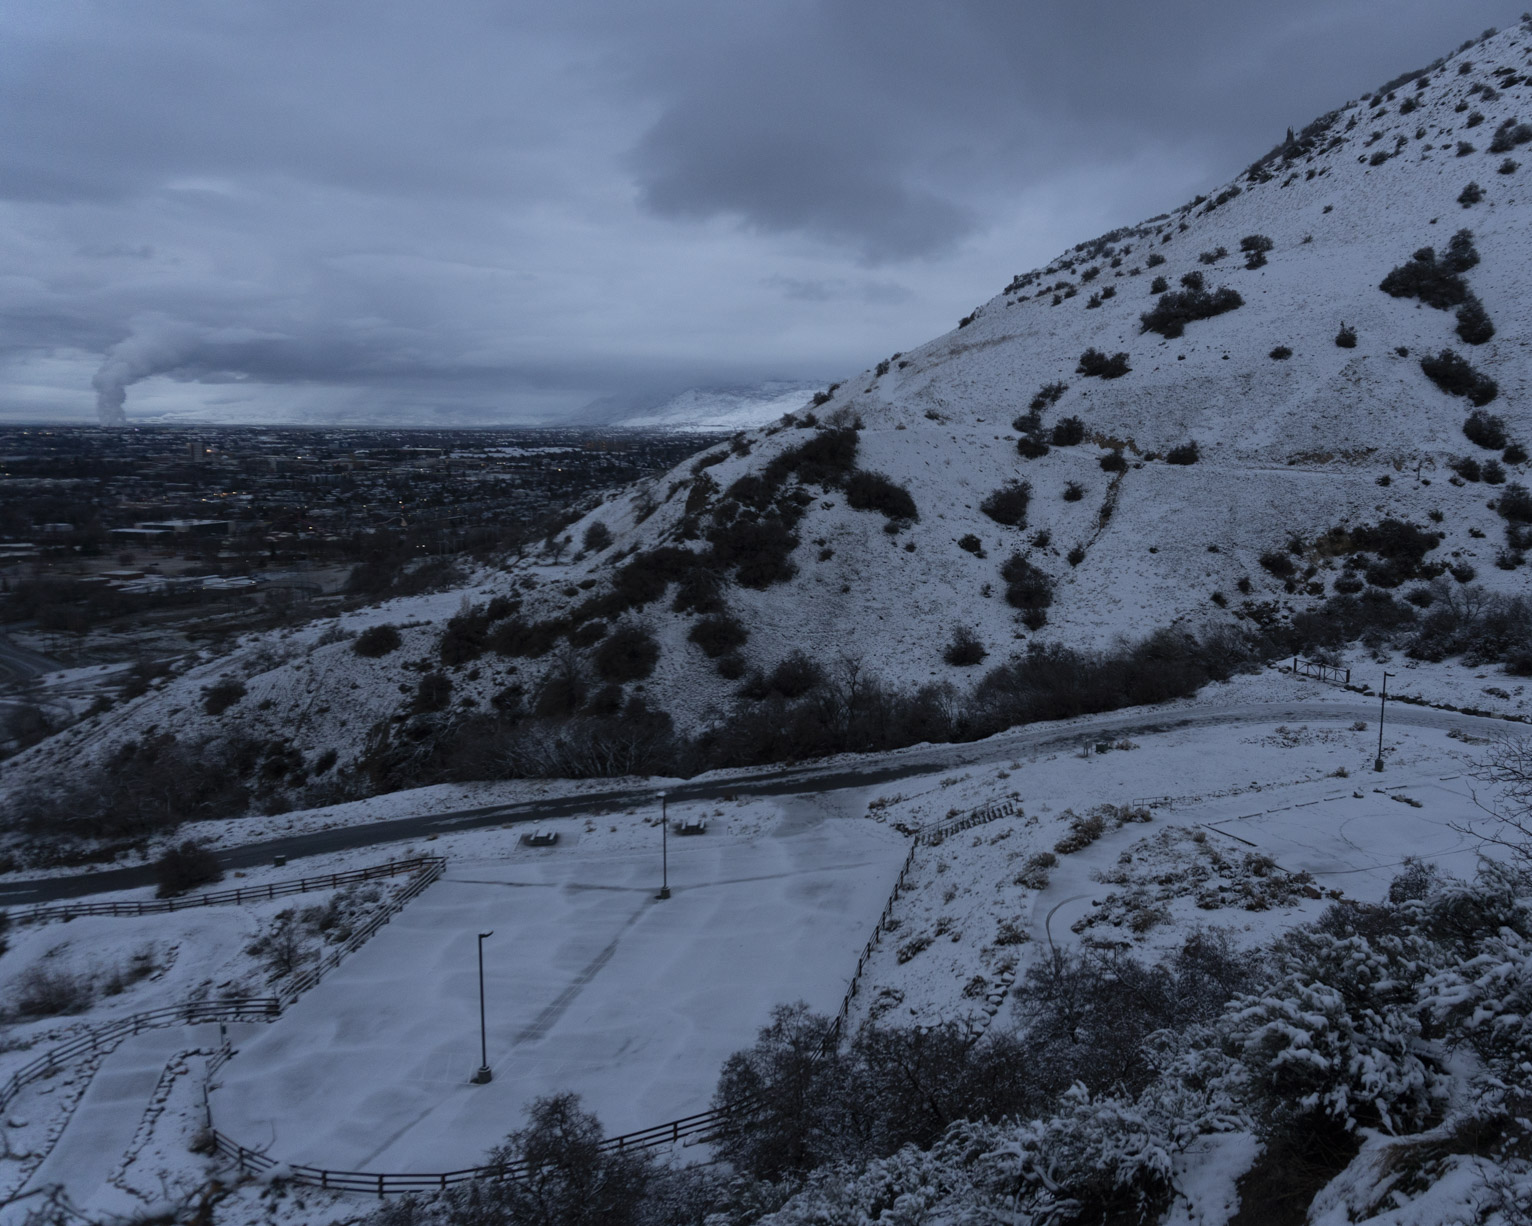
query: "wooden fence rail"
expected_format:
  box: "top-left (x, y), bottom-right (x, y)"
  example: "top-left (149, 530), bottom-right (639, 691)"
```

top-left (0, 998), bottom-right (280, 1115)
top-left (9, 856), bottom-right (446, 927)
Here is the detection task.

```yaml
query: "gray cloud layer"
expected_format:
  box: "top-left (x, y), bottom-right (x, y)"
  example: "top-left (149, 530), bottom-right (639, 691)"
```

top-left (0, 0), bottom-right (1521, 423)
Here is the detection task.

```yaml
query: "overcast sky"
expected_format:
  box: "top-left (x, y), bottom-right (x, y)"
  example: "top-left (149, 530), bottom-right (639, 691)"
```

top-left (0, 1), bottom-right (1523, 426)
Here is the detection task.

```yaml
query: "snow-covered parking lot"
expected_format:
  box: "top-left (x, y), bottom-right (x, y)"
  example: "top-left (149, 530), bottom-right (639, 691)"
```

top-left (210, 809), bottom-right (908, 1173)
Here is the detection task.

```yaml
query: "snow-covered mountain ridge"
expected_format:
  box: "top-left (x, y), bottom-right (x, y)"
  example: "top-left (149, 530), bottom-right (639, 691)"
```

top-left (8, 23), bottom-right (1532, 818)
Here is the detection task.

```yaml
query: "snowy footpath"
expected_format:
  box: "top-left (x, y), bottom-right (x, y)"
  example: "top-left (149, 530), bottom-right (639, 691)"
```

top-left (211, 809), bottom-right (908, 1173)
top-left (3, 1024), bottom-right (219, 1226)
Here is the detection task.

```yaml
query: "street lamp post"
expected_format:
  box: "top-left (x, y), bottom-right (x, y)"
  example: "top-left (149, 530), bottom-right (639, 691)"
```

top-left (657, 791), bottom-right (670, 900)
top-left (1374, 671), bottom-right (1395, 772)
top-left (471, 930), bottom-right (494, 1084)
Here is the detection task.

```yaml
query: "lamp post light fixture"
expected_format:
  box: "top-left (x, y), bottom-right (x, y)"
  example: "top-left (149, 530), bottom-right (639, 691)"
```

top-left (471, 930), bottom-right (494, 1084)
top-left (657, 791), bottom-right (670, 900)
top-left (1374, 671), bottom-right (1395, 772)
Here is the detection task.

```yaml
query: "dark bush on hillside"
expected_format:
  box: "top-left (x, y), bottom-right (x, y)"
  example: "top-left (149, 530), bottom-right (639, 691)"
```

top-left (980, 481), bottom-right (1031, 528)
top-left (488, 617), bottom-right (563, 658)
top-left (1464, 409), bottom-right (1509, 449)
top-left (1051, 416), bottom-right (1086, 445)
top-left (533, 669), bottom-right (585, 719)
top-left (688, 614), bottom-right (748, 659)
top-left (1421, 350), bottom-right (1498, 405)
top-left (1335, 323), bottom-right (1358, 348)
top-left (202, 677), bottom-right (246, 716)
top-left (353, 623), bottom-right (402, 657)
top-left (1179, 270), bottom-right (1204, 291)
top-left (594, 624), bottom-right (660, 683)
top-left (1001, 553), bottom-right (1054, 611)
top-left (1150, 275), bottom-right (1169, 294)
top-left (1456, 295), bottom-right (1496, 344)
top-left (1017, 435), bottom-right (1051, 459)
top-left (1145, 252), bottom-right (1165, 267)
top-left (154, 840), bottom-right (224, 898)
top-left (958, 533), bottom-right (984, 556)
top-left (742, 652), bottom-right (825, 702)
top-left (1288, 591), bottom-right (1418, 652)
top-left (413, 671), bottom-right (453, 713)
top-left (845, 471), bottom-right (917, 522)
top-left (1076, 348), bottom-right (1131, 378)
top-left (1489, 117), bottom-right (1532, 153)
top-left (766, 427), bottom-right (860, 489)
top-left (1241, 234), bottom-right (1275, 269)
top-left (1458, 181), bottom-right (1484, 206)
top-left (1443, 228), bottom-right (1480, 272)
top-left (1259, 550), bottom-right (1297, 579)
top-left (707, 516), bottom-right (799, 589)
top-left (1484, 460), bottom-right (1506, 485)
top-left (1506, 443), bottom-right (1529, 465)
top-left (1029, 381), bottom-right (1069, 411)
top-left (1139, 285), bottom-right (1244, 338)
top-left (1379, 242), bottom-right (1474, 308)
top-left (970, 628), bottom-right (1261, 733)
top-left (1270, 346), bottom-right (1293, 360)
top-left (1499, 483), bottom-right (1532, 523)
top-left (1352, 519), bottom-right (1441, 566)
top-left (1100, 450), bottom-right (1128, 473)
top-left (1452, 456), bottom-right (1483, 481)
top-left (671, 567), bottom-right (723, 615)
top-left (943, 625), bottom-right (988, 667)
top-left (1198, 246), bottom-right (1228, 265)
top-left (7, 731), bottom-right (256, 853)
top-left (439, 606), bottom-right (492, 666)
top-left (1165, 441), bottom-right (1200, 465)
top-left (581, 521), bottom-right (613, 554)
top-left (1012, 410), bottom-right (1042, 434)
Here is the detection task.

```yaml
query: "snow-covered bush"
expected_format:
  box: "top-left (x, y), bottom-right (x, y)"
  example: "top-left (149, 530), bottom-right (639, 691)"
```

top-left (979, 480), bottom-right (1032, 528)
top-left (1139, 284), bottom-right (1244, 338)
top-left (1422, 350), bottom-right (1499, 405)
top-left (1223, 910), bottom-right (1444, 1139)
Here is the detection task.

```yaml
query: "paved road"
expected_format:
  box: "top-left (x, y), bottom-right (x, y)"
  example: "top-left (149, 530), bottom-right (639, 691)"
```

top-left (0, 694), bottom-right (1518, 908)
top-left (0, 632), bottom-right (60, 684)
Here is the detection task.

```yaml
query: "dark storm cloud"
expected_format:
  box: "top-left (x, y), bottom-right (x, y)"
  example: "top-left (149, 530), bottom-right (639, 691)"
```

top-left (628, 0), bottom-right (1521, 261)
top-left (0, 0), bottom-right (1523, 422)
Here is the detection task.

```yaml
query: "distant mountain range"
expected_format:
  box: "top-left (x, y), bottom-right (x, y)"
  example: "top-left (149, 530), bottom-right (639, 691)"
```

top-left (586, 382), bottom-right (821, 431)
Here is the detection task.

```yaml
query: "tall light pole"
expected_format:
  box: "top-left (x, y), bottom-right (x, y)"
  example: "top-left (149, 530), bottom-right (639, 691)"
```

top-left (471, 930), bottom-right (494, 1084)
top-left (1374, 671), bottom-right (1395, 772)
top-left (656, 791), bottom-right (670, 900)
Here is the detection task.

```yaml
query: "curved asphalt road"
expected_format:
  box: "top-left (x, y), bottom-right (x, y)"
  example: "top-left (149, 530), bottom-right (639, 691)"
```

top-left (0, 694), bottom-right (1519, 908)
top-left (0, 631), bottom-right (62, 684)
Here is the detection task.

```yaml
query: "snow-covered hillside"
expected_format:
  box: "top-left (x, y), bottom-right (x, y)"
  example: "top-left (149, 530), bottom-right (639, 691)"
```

top-left (612, 382), bottom-right (822, 431)
top-left (8, 24), bottom-right (1532, 821)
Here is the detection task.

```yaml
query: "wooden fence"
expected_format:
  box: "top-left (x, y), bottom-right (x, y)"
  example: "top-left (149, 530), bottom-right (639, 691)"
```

top-left (10, 856), bottom-right (445, 927)
top-left (0, 998), bottom-right (279, 1115)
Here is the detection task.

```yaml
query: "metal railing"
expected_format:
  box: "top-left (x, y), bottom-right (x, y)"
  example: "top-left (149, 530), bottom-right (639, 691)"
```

top-left (1290, 656), bottom-right (1350, 686)
top-left (9, 856), bottom-right (445, 927)
top-left (920, 798), bottom-right (1019, 846)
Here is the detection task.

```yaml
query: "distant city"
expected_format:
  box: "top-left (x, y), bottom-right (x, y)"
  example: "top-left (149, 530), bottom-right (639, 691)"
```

top-left (0, 425), bottom-right (722, 669)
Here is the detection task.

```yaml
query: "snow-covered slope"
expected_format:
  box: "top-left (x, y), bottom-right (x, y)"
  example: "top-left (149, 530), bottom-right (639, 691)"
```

top-left (613, 382), bottom-right (822, 431)
top-left (9, 25), bottom-right (1532, 806)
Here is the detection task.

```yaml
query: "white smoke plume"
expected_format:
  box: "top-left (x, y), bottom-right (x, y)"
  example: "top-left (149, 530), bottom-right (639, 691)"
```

top-left (91, 316), bottom-right (203, 426)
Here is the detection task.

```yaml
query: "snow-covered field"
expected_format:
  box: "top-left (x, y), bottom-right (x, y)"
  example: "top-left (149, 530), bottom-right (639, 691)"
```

top-left (209, 809), bottom-right (908, 1172)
